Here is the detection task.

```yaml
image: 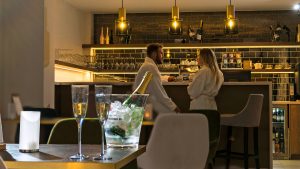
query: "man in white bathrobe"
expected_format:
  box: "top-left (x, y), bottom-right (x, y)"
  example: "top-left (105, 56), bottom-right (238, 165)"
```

top-left (133, 43), bottom-right (181, 116)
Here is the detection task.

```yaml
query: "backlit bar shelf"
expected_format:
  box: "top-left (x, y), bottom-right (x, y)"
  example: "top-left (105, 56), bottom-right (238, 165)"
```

top-left (83, 42), bottom-right (300, 49)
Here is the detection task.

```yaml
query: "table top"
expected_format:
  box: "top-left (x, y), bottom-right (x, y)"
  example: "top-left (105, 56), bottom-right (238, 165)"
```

top-left (3, 118), bottom-right (155, 126)
top-left (0, 144), bottom-right (146, 169)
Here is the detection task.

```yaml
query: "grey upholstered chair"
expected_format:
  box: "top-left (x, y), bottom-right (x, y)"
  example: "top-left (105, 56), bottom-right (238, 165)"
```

top-left (220, 94), bottom-right (264, 169)
top-left (0, 157), bottom-right (7, 169)
top-left (47, 118), bottom-right (102, 144)
top-left (137, 113), bottom-right (209, 169)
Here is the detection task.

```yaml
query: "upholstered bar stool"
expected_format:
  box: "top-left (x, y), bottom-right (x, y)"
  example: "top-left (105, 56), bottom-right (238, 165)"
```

top-left (220, 94), bottom-right (264, 169)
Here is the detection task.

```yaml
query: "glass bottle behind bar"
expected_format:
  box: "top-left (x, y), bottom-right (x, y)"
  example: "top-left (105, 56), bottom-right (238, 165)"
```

top-left (123, 71), bottom-right (153, 105)
top-left (109, 29), bottom-right (114, 44)
top-left (100, 27), bottom-right (104, 44)
top-left (196, 20), bottom-right (203, 42)
top-left (105, 27), bottom-right (110, 44)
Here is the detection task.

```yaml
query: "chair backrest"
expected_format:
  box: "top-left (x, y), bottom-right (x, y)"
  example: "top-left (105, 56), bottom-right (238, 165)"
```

top-left (137, 113), bottom-right (209, 169)
top-left (12, 95), bottom-right (23, 116)
top-left (47, 118), bottom-right (101, 144)
top-left (238, 94), bottom-right (264, 127)
top-left (0, 157), bottom-right (7, 169)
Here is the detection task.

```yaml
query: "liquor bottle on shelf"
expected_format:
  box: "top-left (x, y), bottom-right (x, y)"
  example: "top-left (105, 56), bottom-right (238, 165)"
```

top-left (100, 27), bottom-right (104, 44)
top-left (279, 128), bottom-right (284, 140)
top-left (279, 128), bottom-right (285, 153)
top-left (272, 138), bottom-right (275, 153)
top-left (105, 27), bottom-right (110, 44)
top-left (272, 108), bottom-right (277, 122)
top-left (123, 71), bottom-right (153, 105)
top-left (109, 29), bottom-right (114, 44)
top-left (236, 52), bottom-right (242, 68)
top-left (274, 129), bottom-right (280, 153)
top-left (280, 140), bottom-right (285, 153)
top-left (229, 53), bottom-right (235, 68)
top-left (272, 127), bottom-right (276, 139)
top-left (188, 25), bottom-right (196, 41)
top-left (297, 24), bottom-right (300, 43)
top-left (280, 109), bottom-right (284, 122)
top-left (272, 127), bottom-right (276, 153)
top-left (196, 20), bottom-right (203, 42)
top-left (222, 53), bottom-right (228, 68)
top-left (289, 82), bottom-right (295, 101)
top-left (276, 108), bottom-right (281, 122)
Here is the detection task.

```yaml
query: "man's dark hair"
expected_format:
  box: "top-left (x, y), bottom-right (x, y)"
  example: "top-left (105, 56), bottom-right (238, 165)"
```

top-left (146, 43), bottom-right (163, 57)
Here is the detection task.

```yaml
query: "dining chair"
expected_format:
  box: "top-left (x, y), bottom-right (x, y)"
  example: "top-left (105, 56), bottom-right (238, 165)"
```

top-left (0, 157), bottom-right (7, 169)
top-left (12, 95), bottom-right (23, 116)
top-left (47, 118), bottom-right (102, 144)
top-left (137, 113), bottom-right (209, 169)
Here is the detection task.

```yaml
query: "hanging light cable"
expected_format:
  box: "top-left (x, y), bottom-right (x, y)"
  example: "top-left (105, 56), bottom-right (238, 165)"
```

top-left (224, 0), bottom-right (238, 34)
top-left (115, 0), bottom-right (130, 36)
top-left (169, 0), bottom-right (183, 35)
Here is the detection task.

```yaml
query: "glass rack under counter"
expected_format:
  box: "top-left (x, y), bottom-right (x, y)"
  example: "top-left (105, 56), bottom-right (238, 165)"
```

top-left (272, 101), bottom-right (300, 160)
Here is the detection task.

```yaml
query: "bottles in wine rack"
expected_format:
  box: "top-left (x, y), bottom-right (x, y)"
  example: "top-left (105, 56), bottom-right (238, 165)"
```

top-left (272, 108), bottom-right (284, 122)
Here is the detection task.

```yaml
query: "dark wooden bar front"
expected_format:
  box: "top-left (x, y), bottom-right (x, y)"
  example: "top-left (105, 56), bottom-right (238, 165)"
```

top-left (55, 81), bottom-right (272, 168)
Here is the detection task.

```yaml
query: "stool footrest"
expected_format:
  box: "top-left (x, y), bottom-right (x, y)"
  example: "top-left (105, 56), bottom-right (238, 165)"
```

top-left (216, 151), bottom-right (259, 159)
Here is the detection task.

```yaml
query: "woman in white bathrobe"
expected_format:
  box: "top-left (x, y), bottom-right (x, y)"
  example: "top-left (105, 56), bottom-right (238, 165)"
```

top-left (187, 49), bottom-right (224, 110)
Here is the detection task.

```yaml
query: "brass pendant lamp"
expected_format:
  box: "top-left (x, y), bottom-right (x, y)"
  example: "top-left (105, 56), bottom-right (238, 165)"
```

top-left (169, 0), bottom-right (183, 35)
top-left (115, 0), bottom-right (130, 36)
top-left (224, 0), bottom-right (238, 34)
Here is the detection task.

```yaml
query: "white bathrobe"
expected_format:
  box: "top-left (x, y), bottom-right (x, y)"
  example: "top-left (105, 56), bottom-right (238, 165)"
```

top-left (133, 57), bottom-right (177, 114)
top-left (187, 65), bottom-right (224, 110)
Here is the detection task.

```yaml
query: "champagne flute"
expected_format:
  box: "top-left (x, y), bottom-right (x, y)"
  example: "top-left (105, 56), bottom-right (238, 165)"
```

top-left (70, 85), bottom-right (89, 160)
top-left (94, 85), bottom-right (112, 160)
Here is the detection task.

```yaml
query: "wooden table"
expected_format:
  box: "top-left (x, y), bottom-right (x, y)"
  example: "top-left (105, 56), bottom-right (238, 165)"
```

top-left (0, 144), bottom-right (146, 169)
top-left (3, 118), bottom-right (154, 126)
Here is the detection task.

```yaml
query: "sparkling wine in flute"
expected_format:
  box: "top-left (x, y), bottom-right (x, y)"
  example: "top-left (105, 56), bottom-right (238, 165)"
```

top-left (96, 102), bottom-right (110, 123)
top-left (73, 103), bottom-right (87, 119)
top-left (70, 85), bottom-right (89, 160)
top-left (123, 71), bottom-right (153, 105)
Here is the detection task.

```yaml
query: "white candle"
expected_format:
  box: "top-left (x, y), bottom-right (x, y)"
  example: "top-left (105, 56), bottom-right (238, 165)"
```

top-left (19, 111), bottom-right (40, 152)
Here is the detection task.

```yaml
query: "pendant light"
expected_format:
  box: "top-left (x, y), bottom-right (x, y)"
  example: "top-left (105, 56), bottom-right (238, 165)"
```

top-left (169, 0), bottom-right (182, 35)
top-left (115, 0), bottom-right (130, 36)
top-left (224, 0), bottom-right (238, 34)
top-left (293, 3), bottom-right (300, 15)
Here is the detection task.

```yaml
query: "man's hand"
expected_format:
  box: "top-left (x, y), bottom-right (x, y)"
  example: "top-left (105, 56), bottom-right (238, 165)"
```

top-left (168, 76), bottom-right (176, 82)
top-left (174, 107), bottom-right (181, 113)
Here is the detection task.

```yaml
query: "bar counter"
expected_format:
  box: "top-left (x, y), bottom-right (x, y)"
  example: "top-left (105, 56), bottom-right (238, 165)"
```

top-left (55, 81), bottom-right (272, 168)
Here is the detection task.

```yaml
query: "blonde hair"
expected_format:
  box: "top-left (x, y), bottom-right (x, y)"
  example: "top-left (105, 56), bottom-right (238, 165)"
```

top-left (199, 49), bottom-right (221, 84)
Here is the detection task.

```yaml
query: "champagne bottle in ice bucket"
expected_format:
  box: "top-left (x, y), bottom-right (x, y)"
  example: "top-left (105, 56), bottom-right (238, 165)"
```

top-left (122, 71), bottom-right (153, 106)
top-left (105, 72), bottom-right (152, 148)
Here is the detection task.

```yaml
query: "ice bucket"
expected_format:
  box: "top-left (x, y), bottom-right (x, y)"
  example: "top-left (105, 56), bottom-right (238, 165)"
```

top-left (105, 94), bottom-right (149, 148)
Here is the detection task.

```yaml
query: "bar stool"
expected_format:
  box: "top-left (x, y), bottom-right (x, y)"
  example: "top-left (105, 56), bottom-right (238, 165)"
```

top-left (219, 94), bottom-right (264, 169)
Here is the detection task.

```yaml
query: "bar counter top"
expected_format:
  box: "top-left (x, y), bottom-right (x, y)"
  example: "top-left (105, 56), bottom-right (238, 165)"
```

top-left (272, 101), bottom-right (300, 105)
top-left (55, 81), bottom-right (271, 86)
